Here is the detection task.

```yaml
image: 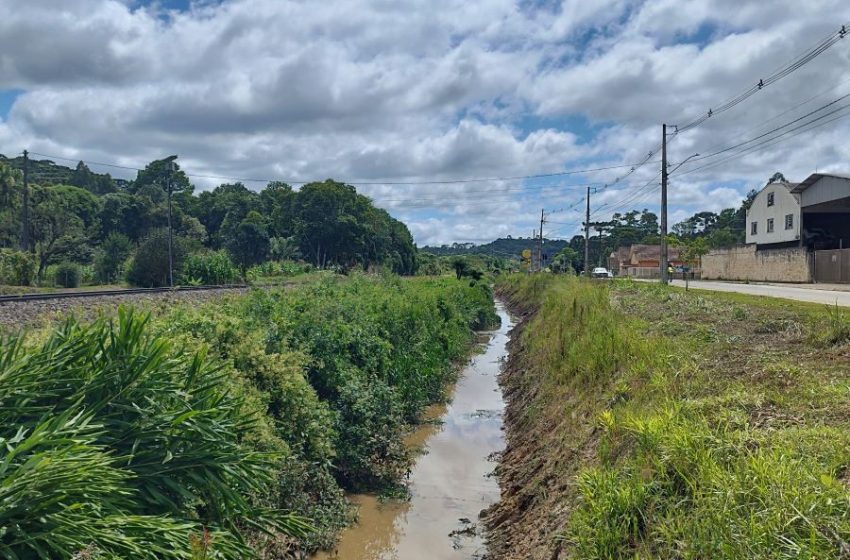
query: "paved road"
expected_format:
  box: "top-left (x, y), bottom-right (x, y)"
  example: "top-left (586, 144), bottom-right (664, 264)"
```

top-left (667, 279), bottom-right (850, 307)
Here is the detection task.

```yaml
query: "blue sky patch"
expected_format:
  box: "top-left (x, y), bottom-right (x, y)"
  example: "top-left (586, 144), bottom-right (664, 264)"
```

top-left (0, 89), bottom-right (22, 120)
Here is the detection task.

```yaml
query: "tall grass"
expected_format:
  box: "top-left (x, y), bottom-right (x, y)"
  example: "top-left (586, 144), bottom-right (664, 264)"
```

top-left (0, 309), bottom-right (308, 558)
top-left (497, 274), bottom-right (850, 559)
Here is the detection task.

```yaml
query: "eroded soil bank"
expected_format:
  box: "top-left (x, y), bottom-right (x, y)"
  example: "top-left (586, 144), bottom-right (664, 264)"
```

top-left (315, 302), bottom-right (514, 560)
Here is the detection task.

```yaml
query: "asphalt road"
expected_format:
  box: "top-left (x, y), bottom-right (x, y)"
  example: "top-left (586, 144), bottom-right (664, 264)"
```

top-left (667, 279), bottom-right (850, 307)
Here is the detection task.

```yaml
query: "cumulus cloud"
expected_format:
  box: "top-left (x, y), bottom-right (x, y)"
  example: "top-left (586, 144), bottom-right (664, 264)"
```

top-left (1, 0), bottom-right (850, 245)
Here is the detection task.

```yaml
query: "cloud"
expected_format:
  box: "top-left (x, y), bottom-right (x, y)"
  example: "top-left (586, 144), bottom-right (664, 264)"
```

top-left (2, 0), bottom-right (850, 245)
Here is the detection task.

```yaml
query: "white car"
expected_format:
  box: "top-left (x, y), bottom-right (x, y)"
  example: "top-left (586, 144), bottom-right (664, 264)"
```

top-left (591, 267), bottom-right (612, 278)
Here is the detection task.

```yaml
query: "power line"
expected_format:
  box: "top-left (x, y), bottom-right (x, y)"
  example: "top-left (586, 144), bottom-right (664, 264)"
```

top-left (691, 75), bottom-right (850, 157)
top-left (673, 101), bottom-right (850, 178)
top-left (27, 150), bottom-right (658, 187)
top-left (676, 23), bottom-right (849, 133)
top-left (682, 91), bottom-right (850, 165)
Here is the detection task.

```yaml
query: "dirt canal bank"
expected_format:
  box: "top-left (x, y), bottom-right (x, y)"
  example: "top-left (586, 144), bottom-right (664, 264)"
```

top-left (314, 302), bottom-right (514, 560)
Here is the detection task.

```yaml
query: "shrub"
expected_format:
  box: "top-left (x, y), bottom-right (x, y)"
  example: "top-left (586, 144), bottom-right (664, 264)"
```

top-left (0, 309), bottom-right (309, 558)
top-left (54, 261), bottom-right (81, 288)
top-left (94, 232), bottom-right (132, 284)
top-left (127, 229), bottom-right (194, 287)
top-left (181, 250), bottom-right (240, 285)
top-left (0, 248), bottom-right (36, 286)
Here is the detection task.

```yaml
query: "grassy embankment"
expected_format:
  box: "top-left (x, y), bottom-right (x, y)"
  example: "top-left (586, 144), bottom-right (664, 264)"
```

top-left (489, 274), bottom-right (850, 559)
top-left (0, 274), bottom-right (498, 559)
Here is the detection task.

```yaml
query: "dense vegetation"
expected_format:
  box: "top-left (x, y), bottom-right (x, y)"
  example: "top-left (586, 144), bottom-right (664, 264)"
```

top-left (0, 155), bottom-right (417, 287)
top-left (492, 274), bottom-right (850, 559)
top-left (0, 274), bottom-right (497, 557)
top-left (421, 237), bottom-right (569, 259)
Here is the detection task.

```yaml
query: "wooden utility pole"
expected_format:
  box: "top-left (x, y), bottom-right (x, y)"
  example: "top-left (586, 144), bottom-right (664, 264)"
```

top-left (660, 124), bottom-right (669, 284)
top-left (21, 150), bottom-right (29, 252)
top-left (539, 208), bottom-right (545, 272)
top-left (584, 186), bottom-right (591, 277)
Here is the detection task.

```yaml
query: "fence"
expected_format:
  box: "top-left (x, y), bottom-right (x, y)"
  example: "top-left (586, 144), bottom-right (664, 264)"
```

top-left (813, 249), bottom-right (850, 283)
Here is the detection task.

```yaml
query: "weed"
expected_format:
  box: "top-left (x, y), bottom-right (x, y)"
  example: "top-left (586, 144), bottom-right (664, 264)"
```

top-left (495, 274), bottom-right (850, 559)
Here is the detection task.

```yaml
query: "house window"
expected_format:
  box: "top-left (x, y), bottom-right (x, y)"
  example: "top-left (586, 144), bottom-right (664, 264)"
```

top-left (767, 192), bottom-right (775, 206)
top-left (751, 221), bottom-right (758, 235)
top-left (767, 218), bottom-right (774, 233)
top-left (785, 214), bottom-right (794, 230)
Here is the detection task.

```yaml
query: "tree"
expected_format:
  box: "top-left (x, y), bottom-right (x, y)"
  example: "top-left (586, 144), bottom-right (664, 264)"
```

top-left (451, 256), bottom-right (469, 280)
top-left (29, 185), bottom-right (101, 280)
top-left (94, 232), bottom-right (132, 284)
top-left (767, 171), bottom-right (787, 184)
top-left (127, 229), bottom-right (195, 287)
top-left (131, 158), bottom-right (192, 194)
top-left (552, 247), bottom-right (580, 273)
top-left (70, 161), bottom-right (115, 194)
top-left (0, 163), bottom-right (22, 248)
top-left (682, 237), bottom-right (710, 269)
top-left (292, 180), bottom-right (417, 272)
top-left (270, 236), bottom-right (301, 261)
top-left (226, 214), bottom-right (270, 271)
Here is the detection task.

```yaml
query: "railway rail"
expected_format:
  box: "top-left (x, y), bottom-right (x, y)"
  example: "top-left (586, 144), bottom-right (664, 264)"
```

top-left (0, 284), bottom-right (249, 304)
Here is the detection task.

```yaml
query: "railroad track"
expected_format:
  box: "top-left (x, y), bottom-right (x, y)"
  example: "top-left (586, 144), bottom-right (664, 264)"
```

top-left (0, 284), bottom-right (249, 304)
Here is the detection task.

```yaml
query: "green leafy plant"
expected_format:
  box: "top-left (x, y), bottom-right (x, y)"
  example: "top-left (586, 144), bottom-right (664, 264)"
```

top-left (0, 309), bottom-right (309, 558)
top-left (94, 231), bottom-right (132, 284)
top-left (181, 250), bottom-right (241, 285)
top-left (54, 261), bottom-right (81, 288)
top-left (0, 248), bottom-right (36, 286)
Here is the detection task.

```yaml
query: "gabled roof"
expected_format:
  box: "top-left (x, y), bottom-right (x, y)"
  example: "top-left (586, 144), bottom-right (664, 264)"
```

top-left (791, 173), bottom-right (850, 193)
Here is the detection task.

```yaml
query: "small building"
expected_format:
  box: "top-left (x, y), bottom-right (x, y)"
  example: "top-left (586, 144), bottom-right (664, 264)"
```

top-left (609, 244), bottom-right (683, 278)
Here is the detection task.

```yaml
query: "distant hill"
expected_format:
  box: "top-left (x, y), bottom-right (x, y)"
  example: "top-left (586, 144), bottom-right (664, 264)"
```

top-left (0, 153), bottom-right (125, 193)
top-left (421, 237), bottom-right (570, 260)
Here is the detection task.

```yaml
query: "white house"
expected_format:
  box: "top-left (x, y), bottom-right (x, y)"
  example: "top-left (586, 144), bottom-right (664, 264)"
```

top-left (746, 173), bottom-right (850, 249)
top-left (745, 181), bottom-right (801, 246)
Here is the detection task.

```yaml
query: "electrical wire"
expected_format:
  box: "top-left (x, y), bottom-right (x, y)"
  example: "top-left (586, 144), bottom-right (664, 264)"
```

top-left (673, 102), bottom-right (850, 178)
top-left (676, 23), bottom-right (849, 133)
top-left (27, 150), bottom-right (659, 187)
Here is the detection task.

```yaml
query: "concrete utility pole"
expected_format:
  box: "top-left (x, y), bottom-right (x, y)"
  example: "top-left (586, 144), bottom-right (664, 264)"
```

top-left (539, 208), bottom-right (545, 272)
top-left (21, 150), bottom-right (29, 253)
top-left (660, 123), bottom-right (669, 284)
top-left (164, 155), bottom-right (178, 288)
top-left (584, 185), bottom-right (591, 277)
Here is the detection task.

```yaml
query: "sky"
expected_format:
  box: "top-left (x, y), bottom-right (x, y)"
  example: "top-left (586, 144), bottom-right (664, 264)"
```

top-left (1, 0), bottom-right (850, 246)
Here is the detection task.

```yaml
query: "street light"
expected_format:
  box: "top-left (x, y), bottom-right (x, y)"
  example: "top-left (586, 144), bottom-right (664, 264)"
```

top-left (163, 155), bottom-right (178, 288)
top-left (661, 153), bottom-right (699, 284)
top-left (669, 153), bottom-right (700, 175)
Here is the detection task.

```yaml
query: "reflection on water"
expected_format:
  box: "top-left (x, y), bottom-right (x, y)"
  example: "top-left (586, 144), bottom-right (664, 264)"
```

top-left (314, 303), bottom-right (513, 560)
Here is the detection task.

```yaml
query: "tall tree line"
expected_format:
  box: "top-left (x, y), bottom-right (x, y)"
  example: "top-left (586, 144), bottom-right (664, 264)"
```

top-left (0, 155), bottom-right (418, 284)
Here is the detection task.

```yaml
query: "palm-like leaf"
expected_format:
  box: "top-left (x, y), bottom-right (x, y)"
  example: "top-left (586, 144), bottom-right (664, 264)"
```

top-left (0, 308), bottom-right (310, 558)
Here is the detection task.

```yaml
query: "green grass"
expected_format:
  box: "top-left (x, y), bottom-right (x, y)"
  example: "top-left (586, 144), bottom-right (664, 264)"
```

top-left (497, 274), bottom-right (850, 559)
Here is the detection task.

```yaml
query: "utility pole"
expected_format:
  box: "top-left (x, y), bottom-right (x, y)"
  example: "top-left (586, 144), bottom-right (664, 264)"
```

top-left (21, 150), bottom-right (29, 253)
top-left (584, 186), bottom-right (591, 277)
top-left (660, 123), bottom-right (669, 284)
top-left (539, 208), bottom-right (545, 272)
top-left (164, 155), bottom-right (178, 288)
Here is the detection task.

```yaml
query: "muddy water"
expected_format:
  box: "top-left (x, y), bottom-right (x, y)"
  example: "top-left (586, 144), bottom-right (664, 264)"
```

top-left (314, 302), bottom-right (513, 560)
